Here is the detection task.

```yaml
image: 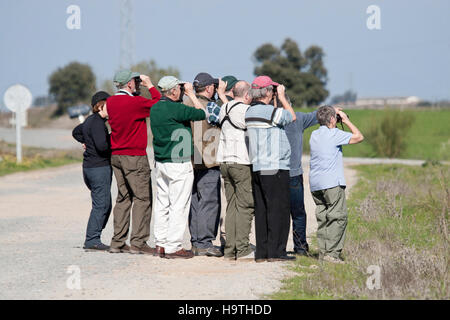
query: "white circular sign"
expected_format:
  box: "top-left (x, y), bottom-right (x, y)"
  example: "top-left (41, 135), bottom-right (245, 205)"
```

top-left (3, 84), bottom-right (32, 112)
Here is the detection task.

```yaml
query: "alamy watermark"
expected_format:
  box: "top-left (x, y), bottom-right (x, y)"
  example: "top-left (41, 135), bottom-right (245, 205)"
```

top-left (66, 265), bottom-right (81, 290)
top-left (366, 265), bottom-right (381, 290)
top-left (366, 5), bottom-right (381, 30)
top-left (66, 5), bottom-right (81, 30)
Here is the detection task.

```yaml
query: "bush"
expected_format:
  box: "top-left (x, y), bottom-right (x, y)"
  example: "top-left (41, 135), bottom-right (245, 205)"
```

top-left (366, 110), bottom-right (415, 158)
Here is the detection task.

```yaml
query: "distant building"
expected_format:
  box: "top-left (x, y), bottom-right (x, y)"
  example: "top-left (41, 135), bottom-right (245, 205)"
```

top-left (352, 96), bottom-right (421, 109)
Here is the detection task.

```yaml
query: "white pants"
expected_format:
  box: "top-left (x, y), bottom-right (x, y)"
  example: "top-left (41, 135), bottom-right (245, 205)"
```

top-left (153, 161), bottom-right (194, 254)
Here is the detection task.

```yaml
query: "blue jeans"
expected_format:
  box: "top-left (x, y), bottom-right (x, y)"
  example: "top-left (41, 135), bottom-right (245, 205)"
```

top-left (289, 174), bottom-right (309, 253)
top-left (82, 166), bottom-right (112, 247)
top-left (189, 167), bottom-right (221, 249)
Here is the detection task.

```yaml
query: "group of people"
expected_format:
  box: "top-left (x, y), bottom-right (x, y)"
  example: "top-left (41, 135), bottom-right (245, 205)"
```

top-left (72, 69), bottom-right (364, 263)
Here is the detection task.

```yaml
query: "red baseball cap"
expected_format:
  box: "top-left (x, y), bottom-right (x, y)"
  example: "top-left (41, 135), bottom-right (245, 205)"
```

top-left (251, 75), bottom-right (279, 89)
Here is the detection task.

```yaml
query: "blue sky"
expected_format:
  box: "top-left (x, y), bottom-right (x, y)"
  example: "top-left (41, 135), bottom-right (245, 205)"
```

top-left (1, 0), bottom-right (449, 110)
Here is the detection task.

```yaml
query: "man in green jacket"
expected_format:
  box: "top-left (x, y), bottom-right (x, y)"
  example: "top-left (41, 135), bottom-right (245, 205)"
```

top-left (151, 76), bottom-right (206, 259)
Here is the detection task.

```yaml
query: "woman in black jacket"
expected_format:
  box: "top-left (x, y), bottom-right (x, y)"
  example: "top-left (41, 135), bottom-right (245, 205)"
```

top-left (72, 91), bottom-right (112, 251)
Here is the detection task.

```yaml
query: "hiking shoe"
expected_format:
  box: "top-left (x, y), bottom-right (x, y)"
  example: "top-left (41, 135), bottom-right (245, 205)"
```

top-left (165, 249), bottom-right (194, 259)
top-left (236, 251), bottom-right (255, 262)
top-left (192, 246), bottom-right (223, 257)
top-left (294, 250), bottom-right (308, 257)
top-left (109, 244), bottom-right (130, 253)
top-left (323, 255), bottom-right (345, 264)
top-left (206, 246), bottom-right (224, 257)
top-left (83, 243), bottom-right (110, 252)
top-left (140, 244), bottom-right (156, 255)
top-left (255, 258), bottom-right (268, 263)
top-left (130, 245), bottom-right (143, 254)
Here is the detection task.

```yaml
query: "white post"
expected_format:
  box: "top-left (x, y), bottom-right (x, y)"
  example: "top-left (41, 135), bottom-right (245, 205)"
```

top-left (16, 110), bottom-right (22, 163)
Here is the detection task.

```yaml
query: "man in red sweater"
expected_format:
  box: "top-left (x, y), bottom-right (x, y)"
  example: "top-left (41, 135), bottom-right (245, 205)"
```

top-left (107, 69), bottom-right (161, 255)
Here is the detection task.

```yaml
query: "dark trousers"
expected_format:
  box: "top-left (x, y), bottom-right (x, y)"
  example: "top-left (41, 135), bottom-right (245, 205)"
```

top-left (189, 167), bottom-right (221, 249)
top-left (110, 155), bottom-right (152, 248)
top-left (82, 165), bottom-right (112, 247)
top-left (289, 174), bottom-right (309, 253)
top-left (252, 170), bottom-right (291, 259)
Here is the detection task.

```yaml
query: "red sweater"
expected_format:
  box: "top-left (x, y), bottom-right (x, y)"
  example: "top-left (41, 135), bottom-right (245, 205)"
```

top-left (107, 87), bottom-right (161, 156)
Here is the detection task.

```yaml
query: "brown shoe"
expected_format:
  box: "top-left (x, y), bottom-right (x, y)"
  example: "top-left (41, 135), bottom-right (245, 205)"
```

top-left (154, 245), bottom-right (165, 258)
top-left (130, 245), bottom-right (143, 254)
top-left (140, 244), bottom-right (156, 255)
top-left (255, 258), bottom-right (268, 263)
top-left (109, 244), bottom-right (130, 254)
top-left (165, 248), bottom-right (194, 259)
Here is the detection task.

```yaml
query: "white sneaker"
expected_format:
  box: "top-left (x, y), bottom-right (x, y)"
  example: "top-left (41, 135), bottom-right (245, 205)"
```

top-left (237, 251), bottom-right (255, 261)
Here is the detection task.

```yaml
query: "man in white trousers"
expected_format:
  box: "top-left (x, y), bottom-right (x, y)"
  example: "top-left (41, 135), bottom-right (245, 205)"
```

top-left (150, 76), bottom-right (206, 259)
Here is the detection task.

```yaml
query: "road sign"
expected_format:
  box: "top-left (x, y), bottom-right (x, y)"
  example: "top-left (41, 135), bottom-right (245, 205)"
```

top-left (4, 84), bottom-right (32, 113)
top-left (3, 84), bottom-right (33, 163)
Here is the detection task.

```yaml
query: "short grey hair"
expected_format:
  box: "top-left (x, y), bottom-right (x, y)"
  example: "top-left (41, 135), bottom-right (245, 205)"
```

top-left (249, 85), bottom-right (273, 100)
top-left (232, 81), bottom-right (250, 98)
top-left (162, 86), bottom-right (177, 97)
top-left (317, 105), bottom-right (336, 126)
top-left (115, 82), bottom-right (127, 90)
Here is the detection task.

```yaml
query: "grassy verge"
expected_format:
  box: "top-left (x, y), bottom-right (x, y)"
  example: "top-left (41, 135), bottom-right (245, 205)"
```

top-left (295, 107), bottom-right (450, 161)
top-left (0, 140), bottom-right (82, 177)
top-left (271, 163), bottom-right (449, 299)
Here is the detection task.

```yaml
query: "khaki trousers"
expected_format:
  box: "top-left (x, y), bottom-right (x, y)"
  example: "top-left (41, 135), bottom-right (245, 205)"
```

top-left (220, 163), bottom-right (255, 258)
top-left (311, 186), bottom-right (348, 259)
top-left (110, 155), bottom-right (152, 248)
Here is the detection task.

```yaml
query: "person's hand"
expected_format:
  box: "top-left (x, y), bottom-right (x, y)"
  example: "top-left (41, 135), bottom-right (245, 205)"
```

top-left (276, 85), bottom-right (286, 97)
top-left (218, 79), bottom-right (227, 95)
top-left (82, 144), bottom-right (86, 151)
top-left (334, 106), bottom-right (342, 114)
top-left (183, 82), bottom-right (194, 96)
top-left (337, 110), bottom-right (350, 123)
top-left (140, 75), bottom-right (153, 88)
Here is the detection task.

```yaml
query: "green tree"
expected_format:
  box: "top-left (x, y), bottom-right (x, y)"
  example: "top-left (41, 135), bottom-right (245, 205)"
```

top-left (253, 38), bottom-right (329, 107)
top-left (100, 60), bottom-right (180, 99)
top-left (48, 62), bottom-right (96, 116)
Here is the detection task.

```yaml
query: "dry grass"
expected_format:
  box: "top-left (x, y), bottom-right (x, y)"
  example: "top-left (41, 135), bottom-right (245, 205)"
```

top-left (272, 164), bottom-right (449, 300)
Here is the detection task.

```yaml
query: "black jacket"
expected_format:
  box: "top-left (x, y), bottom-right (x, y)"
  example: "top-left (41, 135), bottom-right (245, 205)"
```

top-left (72, 113), bottom-right (111, 168)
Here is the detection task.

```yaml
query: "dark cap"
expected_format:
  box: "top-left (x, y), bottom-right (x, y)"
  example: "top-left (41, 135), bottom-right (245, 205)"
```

top-left (91, 91), bottom-right (111, 107)
top-left (221, 75), bottom-right (238, 91)
top-left (193, 72), bottom-right (219, 87)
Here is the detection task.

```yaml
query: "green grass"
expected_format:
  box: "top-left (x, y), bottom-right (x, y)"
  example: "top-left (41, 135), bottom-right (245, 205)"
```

top-left (270, 163), bottom-right (449, 300)
top-left (295, 107), bottom-right (450, 161)
top-left (0, 140), bottom-right (82, 177)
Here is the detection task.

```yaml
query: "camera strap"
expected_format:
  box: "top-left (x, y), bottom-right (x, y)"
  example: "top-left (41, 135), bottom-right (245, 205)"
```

top-left (219, 102), bottom-right (246, 131)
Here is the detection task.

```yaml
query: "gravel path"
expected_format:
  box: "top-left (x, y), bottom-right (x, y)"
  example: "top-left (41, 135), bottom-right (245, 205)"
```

top-left (0, 157), bottom-right (358, 300)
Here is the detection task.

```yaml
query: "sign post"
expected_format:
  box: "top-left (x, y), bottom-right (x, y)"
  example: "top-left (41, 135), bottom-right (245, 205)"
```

top-left (3, 84), bottom-right (32, 163)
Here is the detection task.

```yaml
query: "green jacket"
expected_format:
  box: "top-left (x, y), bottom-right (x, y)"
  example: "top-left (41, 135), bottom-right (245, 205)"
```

top-left (150, 98), bottom-right (206, 163)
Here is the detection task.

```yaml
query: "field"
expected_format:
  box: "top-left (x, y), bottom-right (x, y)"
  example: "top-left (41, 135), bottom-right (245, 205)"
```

top-left (296, 108), bottom-right (450, 161)
top-left (0, 140), bottom-right (82, 177)
top-left (271, 163), bottom-right (449, 299)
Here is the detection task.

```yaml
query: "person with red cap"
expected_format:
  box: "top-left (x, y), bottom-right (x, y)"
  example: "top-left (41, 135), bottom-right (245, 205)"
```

top-left (245, 75), bottom-right (297, 262)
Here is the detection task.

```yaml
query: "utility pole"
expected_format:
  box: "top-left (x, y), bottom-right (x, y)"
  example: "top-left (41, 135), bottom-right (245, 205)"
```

top-left (120, 0), bottom-right (135, 69)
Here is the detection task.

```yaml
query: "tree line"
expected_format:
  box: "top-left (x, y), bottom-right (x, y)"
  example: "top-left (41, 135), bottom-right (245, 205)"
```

top-left (48, 38), bottom-right (329, 115)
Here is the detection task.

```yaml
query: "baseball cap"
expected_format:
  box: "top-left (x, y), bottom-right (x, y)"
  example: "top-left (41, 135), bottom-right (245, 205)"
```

top-left (251, 75), bottom-right (279, 89)
top-left (221, 75), bottom-right (238, 91)
top-left (193, 72), bottom-right (219, 87)
top-left (158, 76), bottom-right (185, 91)
top-left (113, 70), bottom-right (140, 85)
top-left (91, 91), bottom-right (110, 107)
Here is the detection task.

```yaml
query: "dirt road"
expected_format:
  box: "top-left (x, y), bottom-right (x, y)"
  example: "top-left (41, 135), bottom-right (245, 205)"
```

top-left (0, 158), bottom-right (358, 299)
